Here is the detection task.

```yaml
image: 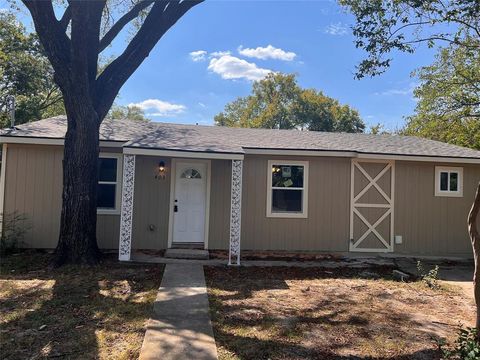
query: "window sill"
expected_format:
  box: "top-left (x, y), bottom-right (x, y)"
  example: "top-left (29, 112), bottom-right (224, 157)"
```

top-left (266, 212), bottom-right (308, 219)
top-left (434, 191), bottom-right (463, 198)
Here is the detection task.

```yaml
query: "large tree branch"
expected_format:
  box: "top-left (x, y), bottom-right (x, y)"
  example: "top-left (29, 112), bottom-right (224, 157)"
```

top-left (59, 6), bottom-right (72, 32)
top-left (386, 21), bottom-right (432, 41)
top-left (98, 0), bottom-right (155, 53)
top-left (21, 1), bottom-right (72, 90)
top-left (402, 36), bottom-right (480, 49)
top-left (69, 1), bottom-right (105, 96)
top-left (94, 0), bottom-right (203, 119)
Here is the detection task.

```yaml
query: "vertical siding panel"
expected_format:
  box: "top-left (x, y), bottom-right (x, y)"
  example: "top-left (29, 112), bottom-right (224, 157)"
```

top-left (241, 155), bottom-right (350, 252)
top-left (33, 149), bottom-right (45, 246)
top-left (132, 156), bottom-right (170, 250)
top-left (395, 161), bottom-right (478, 256)
top-left (51, 148), bottom-right (62, 244)
top-left (45, 148), bottom-right (54, 246)
top-left (4, 147), bottom-right (18, 219)
top-left (42, 148), bottom-right (55, 247)
top-left (208, 159), bottom-right (231, 250)
top-left (16, 148), bottom-right (27, 215)
top-left (24, 148), bottom-right (36, 244)
top-left (241, 157), bottom-right (250, 248)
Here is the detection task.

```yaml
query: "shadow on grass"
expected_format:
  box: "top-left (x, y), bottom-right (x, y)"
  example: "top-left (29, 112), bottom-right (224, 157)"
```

top-left (205, 266), bottom-right (448, 360)
top-left (0, 252), bottom-right (163, 359)
top-left (213, 329), bottom-right (440, 360)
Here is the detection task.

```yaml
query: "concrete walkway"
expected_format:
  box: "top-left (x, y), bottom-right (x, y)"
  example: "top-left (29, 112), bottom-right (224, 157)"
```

top-left (139, 264), bottom-right (218, 360)
top-left (396, 257), bottom-right (474, 300)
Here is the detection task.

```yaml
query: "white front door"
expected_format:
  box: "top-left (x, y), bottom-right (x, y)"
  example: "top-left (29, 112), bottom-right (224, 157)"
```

top-left (172, 161), bottom-right (207, 243)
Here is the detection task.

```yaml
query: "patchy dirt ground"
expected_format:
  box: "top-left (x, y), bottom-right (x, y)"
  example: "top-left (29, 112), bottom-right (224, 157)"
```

top-left (205, 266), bottom-right (475, 360)
top-left (0, 251), bottom-right (164, 360)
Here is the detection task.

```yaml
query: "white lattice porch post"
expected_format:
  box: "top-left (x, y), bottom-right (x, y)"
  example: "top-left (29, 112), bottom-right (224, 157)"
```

top-left (119, 154), bottom-right (135, 261)
top-left (229, 159), bottom-right (243, 265)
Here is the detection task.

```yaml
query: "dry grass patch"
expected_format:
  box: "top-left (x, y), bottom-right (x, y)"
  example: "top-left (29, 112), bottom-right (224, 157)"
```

top-left (205, 266), bottom-right (475, 360)
top-left (0, 251), bottom-right (163, 359)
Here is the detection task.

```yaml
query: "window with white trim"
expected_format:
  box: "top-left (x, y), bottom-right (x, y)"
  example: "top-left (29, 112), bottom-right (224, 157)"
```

top-left (97, 154), bottom-right (122, 214)
top-left (266, 160), bottom-right (308, 218)
top-left (435, 166), bottom-right (463, 197)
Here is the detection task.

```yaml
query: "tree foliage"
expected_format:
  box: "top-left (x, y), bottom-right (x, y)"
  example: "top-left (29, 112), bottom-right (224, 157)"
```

top-left (215, 73), bottom-right (365, 133)
top-left (402, 39), bottom-right (480, 150)
top-left (339, 0), bottom-right (480, 78)
top-left (0, 11), bottom-right (64, 128)
top-left (108, 104), bottom-right (148, 121)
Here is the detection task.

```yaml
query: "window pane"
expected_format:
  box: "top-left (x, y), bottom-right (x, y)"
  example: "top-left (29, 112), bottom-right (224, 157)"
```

top-left (98, 158), bottom-right (117, 182)
top-left (440, 172), bottom-right (448, 191)
top-left (180, 168), bottom-right (201, 179)
top-left (272, 189), bottom-right (302, 213)
top-left (97, 184), bottom-right (116, 208)
top-left (272, 165), bottom-right (304, 188)
top-left (450, 172), bottom-right (458, 191)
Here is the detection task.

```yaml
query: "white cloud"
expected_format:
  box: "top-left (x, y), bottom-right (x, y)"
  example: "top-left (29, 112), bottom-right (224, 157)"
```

top-left (198, 102), bottom-right (206, 108)
top-left (324, 22), bottom-right (348, 36)
top-left (208, 55), bottom-right (272, 81)
top-left (189, 50), bottom-right (207, 62)
top-left (210, 51), bottom-right (231, 58)
top-left (128, 99), bottom-right (186, 117)
top-left (374, 83), bottom-right (417, 96)
top-left (238, 45), bottom-right (296, 61)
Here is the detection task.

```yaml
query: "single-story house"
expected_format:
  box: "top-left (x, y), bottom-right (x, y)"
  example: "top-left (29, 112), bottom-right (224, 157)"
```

top-left (1, 116), bottom-right (479, 264)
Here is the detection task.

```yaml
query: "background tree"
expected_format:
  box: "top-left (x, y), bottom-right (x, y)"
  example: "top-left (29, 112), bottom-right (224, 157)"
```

top-left (0, 11), bottom-right (64, 128)
top-left (108, 104), bottom-right (148, 121)
top-left (341, 0), bottom-right (480, 332)
top-left (339, 0), bottom-right (480, 78)
top-left (18, 0), bottom-right (203, 265)
top-left (402, 39), bottom-right (480, 150)
top-left (368, 123), bottom-right (389, 135)
top-left (215, 73), bottom-right (365, 132)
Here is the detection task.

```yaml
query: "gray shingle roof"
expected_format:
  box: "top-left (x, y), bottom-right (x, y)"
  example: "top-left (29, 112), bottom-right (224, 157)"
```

top-left (1, 116), bottom-right (480, 159)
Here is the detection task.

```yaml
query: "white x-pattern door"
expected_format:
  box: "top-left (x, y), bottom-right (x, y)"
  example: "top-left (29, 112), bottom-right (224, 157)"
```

top-left (350, 159), bottom-right (395, 252)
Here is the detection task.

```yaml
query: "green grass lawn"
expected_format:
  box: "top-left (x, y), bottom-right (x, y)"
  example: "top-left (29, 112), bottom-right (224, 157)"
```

top-left (0, 251), bottom-right (163, 360)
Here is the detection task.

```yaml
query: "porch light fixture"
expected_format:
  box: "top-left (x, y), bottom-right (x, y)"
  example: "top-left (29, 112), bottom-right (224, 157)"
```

top-left (155, 160), bottom-right (166, 179)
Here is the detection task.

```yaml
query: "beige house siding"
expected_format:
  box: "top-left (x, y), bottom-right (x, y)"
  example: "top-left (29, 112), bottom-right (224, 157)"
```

top-left (208, 159), bottom-right (231, 249)
top-left (3, 144), bottom-right (121, 249)
top-left (240, 155), bottom-right (351, 251)
top-left (2, 144), bottom-right (479, 257)
top-left (394, 161), bottom-right (480, 257)
top-left (131, 156), bottom-right (171, 250)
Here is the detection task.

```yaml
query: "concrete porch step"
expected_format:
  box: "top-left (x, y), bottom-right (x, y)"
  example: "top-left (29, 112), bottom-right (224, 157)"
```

top-left (165, 249), bottom-right (209, 260)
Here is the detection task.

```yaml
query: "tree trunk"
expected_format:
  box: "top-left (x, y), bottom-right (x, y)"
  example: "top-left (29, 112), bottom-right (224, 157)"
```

top-left (468, 181), bottom-right (480, 334)
top-left (53, 100), bottom-right (102, 266)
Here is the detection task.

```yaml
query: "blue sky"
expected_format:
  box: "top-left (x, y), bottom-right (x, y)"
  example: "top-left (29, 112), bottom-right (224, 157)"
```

top-left (7, 1), bottom-right (440, 131)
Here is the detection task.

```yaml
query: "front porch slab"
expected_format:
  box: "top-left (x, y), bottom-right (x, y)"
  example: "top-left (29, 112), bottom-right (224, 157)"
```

top-left (165, 249), bottom-right (210, 260)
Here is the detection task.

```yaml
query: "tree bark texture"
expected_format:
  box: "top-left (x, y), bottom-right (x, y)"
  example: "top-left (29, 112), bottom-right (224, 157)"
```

top-left (468, 181), bottom-right (480, 333)
top-left (54, 101), bottom-right (101, 266)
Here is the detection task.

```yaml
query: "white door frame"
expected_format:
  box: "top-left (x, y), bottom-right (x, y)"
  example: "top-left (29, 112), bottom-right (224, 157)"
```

top-left (167, 158), bottom-right (211, 249)
top-left (349, 158), bottom-right (395, 252)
